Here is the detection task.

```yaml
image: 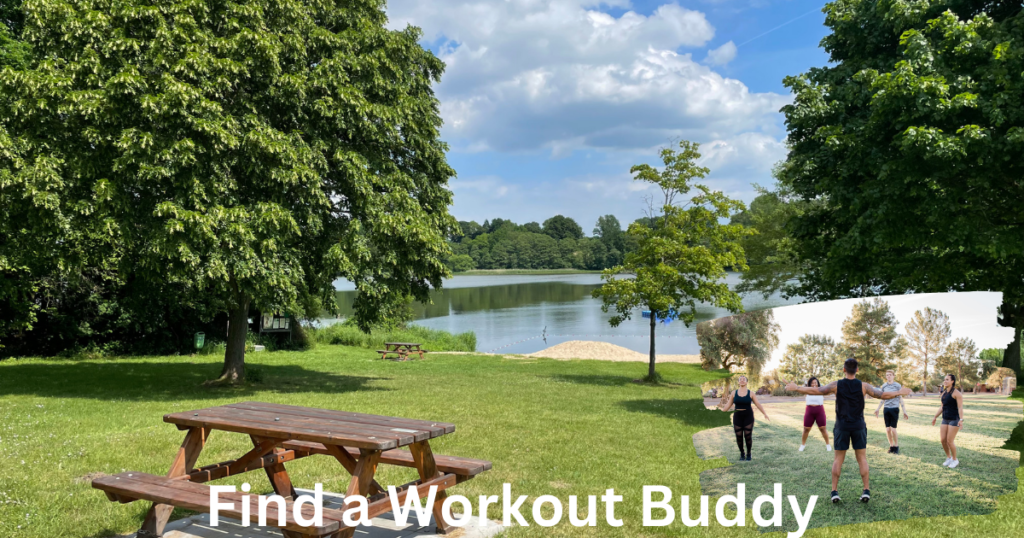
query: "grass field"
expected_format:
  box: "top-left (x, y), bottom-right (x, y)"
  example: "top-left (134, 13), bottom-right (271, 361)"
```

top-left (1, 347), bottom-right (1022, 538)
top-left (694, 395), bottom-right (1022, 533)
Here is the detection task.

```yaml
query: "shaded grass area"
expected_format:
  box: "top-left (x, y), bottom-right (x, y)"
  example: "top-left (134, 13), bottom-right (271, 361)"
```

top-left (1, 348), bottom-right (1022, 538)
top-left (306, 323), bottom-right (477, 352)
top-left (693, 395), bottom-right (1022, 533)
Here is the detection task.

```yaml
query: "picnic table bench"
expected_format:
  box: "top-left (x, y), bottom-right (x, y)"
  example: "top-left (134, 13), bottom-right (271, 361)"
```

top-left (377, 342), bottom-right (427, 361)
top-left (91, 401), bottom-right (490, 538)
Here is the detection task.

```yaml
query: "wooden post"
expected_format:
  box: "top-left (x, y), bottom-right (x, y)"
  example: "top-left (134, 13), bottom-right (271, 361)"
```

top-left (251, 436), bottom-right (297, 499)
top-left (139, 427), bottom-right (208, 537)
top-left (409, 441), bottom-right (452, 535)
top-left (338, 450), bottom-right (382, 538)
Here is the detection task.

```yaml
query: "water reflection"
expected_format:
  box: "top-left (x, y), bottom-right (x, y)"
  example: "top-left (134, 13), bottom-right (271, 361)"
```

top-left (329, 273), bottom-right (802, 355)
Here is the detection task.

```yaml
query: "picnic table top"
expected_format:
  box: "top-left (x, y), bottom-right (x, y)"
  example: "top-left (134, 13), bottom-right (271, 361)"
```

top-left (163, 401), bottom-right (454, 451)
top-left (384, 341), bottom-right (422, 346)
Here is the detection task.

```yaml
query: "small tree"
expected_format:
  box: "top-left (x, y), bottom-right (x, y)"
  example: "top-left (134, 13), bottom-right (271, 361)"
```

top-left (779, 334), bottom-right (844, 382)
top-left (594, 140), bottom-right (751, 381)
top-left (697, 309), bottom-right (781, 382)
top-left (840, 298), bottom-right (902, 384)
top-left (904, 307), bottom-right (952, 395)
top-left (938, 337), bottom-right (981, 389)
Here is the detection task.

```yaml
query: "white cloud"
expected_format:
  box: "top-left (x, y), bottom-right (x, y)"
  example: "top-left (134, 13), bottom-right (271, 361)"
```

top-left (704, 40), bottom-right (737, 65)
top-left (386, 1), bottom-right (788, 154)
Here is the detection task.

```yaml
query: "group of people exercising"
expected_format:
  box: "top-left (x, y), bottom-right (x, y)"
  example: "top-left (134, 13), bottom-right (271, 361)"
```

top-left (717, 358), bottom-right (966, 503)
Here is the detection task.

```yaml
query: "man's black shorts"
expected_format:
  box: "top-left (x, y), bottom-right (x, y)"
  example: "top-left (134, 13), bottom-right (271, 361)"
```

top-left (833, 426), bottom-right (868, 451)
top-left (883, 407), bottom-right (900, 428)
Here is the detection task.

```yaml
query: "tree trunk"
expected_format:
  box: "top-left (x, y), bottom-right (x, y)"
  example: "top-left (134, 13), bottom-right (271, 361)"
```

top-left (999, 300), bottom-right (1023, 379)
top-left (219, 297), bottom-right (250, 384)
top-left (648, 313), bottom-right (656, 380)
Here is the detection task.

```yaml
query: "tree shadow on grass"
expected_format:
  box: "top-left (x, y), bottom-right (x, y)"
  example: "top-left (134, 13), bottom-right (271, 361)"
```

top-left (0, 360), bottom-right (389, 401)
top-left (618, 398), bottom-right (730, 429)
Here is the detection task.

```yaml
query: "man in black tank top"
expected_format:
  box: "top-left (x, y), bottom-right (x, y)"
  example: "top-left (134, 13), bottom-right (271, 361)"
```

top-left (788, 358), bottom-right (911, 504)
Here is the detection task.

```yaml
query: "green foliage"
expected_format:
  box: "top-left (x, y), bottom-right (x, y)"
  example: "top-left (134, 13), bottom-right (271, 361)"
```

top-left (697, 309), bottom-right (781, 380)
top-left (841, 298), bottom-right (903, 384)
top-left (779, 333), bottom-right (845, 382)
top-left (448, 214), bottom-right (634, 271)
top-left (447, 254), bottom-right (476, 272)
top-left (731, 181), bottom-right (814, 299)
top-left (307, 322), bottom-right (476, 352)
top-left (904, 307), bottom-right (952, 391)
top-left (939, 336), bottom-right (982, 387)
top-left (777, 0), bottom-right (1024, 376)
top-left (0, 0), bottom-right (458, 373)
top-left (542, 215), bottom-right (584, 240)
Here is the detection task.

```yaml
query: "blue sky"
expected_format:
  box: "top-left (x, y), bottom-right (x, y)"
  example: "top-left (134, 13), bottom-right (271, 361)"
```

top-left (385, 0), bottom-right (831, 232)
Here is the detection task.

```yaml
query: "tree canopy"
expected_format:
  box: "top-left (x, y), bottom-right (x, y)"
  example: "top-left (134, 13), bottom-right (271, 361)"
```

top-left (776, 0), bottom-right (1024, 377)
top-left (779, 333), bottom-right (845, 382)
top-left (904, 307), bottom-right (952, 393)
top-left (542, 215), bottom-right (584, 241)
top-left (697, 309), bottom-right (781, 381)
top-left (0, 0), bottom-right (457, 379)
top-left (840, 298), bottom-right (904, 384)
top-left (596, 140), bottom-right (751, 380)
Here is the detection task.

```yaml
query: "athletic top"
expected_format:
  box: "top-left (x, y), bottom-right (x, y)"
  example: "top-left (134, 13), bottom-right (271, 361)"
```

top-left (941, 389), bottom-right (960, 420)
top-left (835, 378), bottom-right (866, 430)
top-left (805, 395), bottom-right (824, 406)
top-left (734, 389), bottom-right (752, 412)
top-left (880, 382), bottom-right (903, 409)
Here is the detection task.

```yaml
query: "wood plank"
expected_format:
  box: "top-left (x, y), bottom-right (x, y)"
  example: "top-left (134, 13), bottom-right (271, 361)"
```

top-left (162, 411), bottom-right (396, 450)
top-left (172, 406), bottom-right (423, 445)
top-left (226, 438), bottom-right (280, 476)
top-left (339, 450), bottom-right (382, 538)
top-left (96, 473), bottom-right (339, 535)
top-left (222, 403), bottom-right (438, 443)
top-left (281, 441), bottom-right (492, 476)
top-left (321, 443), bottom-right (385, 496)
top-left (180, 449), bottom-right (304, 483)
top-left (228, 402), bottom-right (456, 434)
top-left (252, 436), bottom-right (298, 499)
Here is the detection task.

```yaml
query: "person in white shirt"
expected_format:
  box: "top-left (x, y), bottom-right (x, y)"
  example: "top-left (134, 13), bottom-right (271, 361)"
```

top-left (873, 370), bottom-right (909, 454)
top-left (800, 377), bottom-right (832, 452)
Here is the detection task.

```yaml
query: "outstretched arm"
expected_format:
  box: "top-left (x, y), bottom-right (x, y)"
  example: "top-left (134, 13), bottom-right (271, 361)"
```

top-left (751, 393), bottom-right (771, 422)
top-left (866, 384), bottom-right (913, 400)
top-left (786, 380), bottom-right (837, 396)
top-left (955, 391), bottom-right (965, 428)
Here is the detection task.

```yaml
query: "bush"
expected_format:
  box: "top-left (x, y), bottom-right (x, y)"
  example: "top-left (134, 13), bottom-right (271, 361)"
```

top-left (306, 322), bottom-right (476, 352)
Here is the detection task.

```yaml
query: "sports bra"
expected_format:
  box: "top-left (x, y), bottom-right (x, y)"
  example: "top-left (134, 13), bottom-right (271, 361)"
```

top-left (806, 395), bottom-right (824, 406)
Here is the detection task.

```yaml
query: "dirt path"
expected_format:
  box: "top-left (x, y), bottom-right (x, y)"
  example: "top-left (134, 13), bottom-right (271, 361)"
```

top-left (522, 340), bottom-right (700, 363)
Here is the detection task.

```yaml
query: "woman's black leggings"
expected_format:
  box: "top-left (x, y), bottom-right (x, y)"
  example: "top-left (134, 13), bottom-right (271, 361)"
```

top-left (734, 411), bottom-right (754, 455)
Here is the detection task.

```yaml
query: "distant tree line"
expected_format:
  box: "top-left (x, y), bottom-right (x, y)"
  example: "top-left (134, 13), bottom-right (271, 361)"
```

top-left (446, 214), bottom-right (640, 271)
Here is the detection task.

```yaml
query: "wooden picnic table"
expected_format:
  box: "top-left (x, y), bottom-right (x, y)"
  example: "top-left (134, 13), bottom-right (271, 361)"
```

top-left (378, 341), bottom-right (426, 361)
top-left (92, 401), bottom-right (490, 538)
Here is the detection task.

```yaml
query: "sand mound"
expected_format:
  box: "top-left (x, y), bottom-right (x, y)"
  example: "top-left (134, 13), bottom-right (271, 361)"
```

top-left (525, 340), bottom-right (700, 363)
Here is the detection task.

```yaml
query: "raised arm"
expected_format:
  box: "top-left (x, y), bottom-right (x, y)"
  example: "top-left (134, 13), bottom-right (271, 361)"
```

top-left (866, 383), bottom-right (912, 400)
top-left (786, 380), bottom-right (837, 396)
top-left (750, 393), bottom-right (771, 422)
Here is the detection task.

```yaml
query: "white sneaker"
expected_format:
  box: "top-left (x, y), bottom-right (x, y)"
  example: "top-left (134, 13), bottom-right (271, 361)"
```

top-left (949, 460), bottom-right (960, 469)
top-left (826, 444), bottom-right (833, 451)
top-left (942, 458), bottom-right (952, 467)
top-left (799, 445), bottom-right (806, 452)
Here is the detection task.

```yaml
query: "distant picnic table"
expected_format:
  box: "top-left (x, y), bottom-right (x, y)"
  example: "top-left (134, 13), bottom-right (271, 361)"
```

top-left (92, 401), bottom-right (490, 537)
top-left (378, 342), bottom-right (426, 361)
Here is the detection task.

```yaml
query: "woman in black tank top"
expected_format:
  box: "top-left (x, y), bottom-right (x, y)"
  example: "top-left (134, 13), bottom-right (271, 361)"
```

top-left (718, 375), bottom-right (771, 461)
top-left (931, 374), bottom-right (965, 469)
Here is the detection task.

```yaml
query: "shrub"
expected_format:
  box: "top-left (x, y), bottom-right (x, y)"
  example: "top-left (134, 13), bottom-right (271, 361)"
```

top-left (306, 322), bottom-right (476, 352)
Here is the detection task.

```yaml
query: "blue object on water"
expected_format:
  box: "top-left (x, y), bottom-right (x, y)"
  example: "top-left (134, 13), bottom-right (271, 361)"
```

top-left (641, 309), bottom-right (678, 324)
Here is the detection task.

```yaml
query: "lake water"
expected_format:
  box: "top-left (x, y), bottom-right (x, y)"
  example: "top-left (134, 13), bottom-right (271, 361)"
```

top-left (331, 273), bottom-right (802, 355)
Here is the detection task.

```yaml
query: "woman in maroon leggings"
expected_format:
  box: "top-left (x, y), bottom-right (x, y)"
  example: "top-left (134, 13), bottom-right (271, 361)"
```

top-left (800, 377), bottom-right (832, 452)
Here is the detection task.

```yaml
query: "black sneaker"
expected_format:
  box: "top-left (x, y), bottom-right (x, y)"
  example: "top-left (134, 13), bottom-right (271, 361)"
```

top-left (894, 446), bottom-right (900, 455)
top-left (831, 490), bottom-right (841, 503)
top-left (739, 453), bottom-right (746, 461)
top-left (888, 446), bottom-right (895, 453)
top-left (861, 489), bottom-right (870, 503)
top-left (746, 455), bottom-right (752, 461)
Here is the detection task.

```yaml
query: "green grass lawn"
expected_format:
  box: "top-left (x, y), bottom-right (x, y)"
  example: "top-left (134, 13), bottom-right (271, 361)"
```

top-left (1, 347), bottom-right (1022, 538)
top-left (694, 395), bottom-right (1021, 533)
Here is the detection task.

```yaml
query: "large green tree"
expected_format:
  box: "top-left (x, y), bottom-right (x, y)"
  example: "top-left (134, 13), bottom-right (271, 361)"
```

top-left (779, 333), bottom-right (845, 382)
top-left (777, 0), bottom-right (1024, 378)
top-left (594, 140), bottom-right (751, 380)
top-left (1, 0), bottom-right (457, 380)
